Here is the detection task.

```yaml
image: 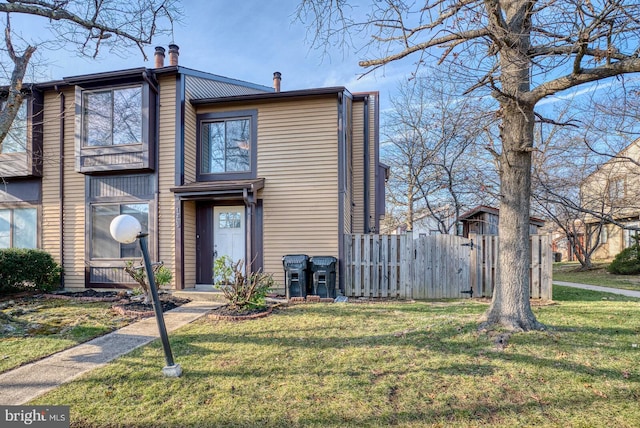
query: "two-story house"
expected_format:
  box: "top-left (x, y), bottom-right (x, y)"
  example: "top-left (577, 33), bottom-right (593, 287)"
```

top-left (0, 45), bottom-right (385, 294)
top-left (581, 138), bottom-right (640, 259)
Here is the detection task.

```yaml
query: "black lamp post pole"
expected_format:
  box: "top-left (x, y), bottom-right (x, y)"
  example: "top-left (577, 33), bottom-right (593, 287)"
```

top-left (137, 233), bottom-right (176, 368)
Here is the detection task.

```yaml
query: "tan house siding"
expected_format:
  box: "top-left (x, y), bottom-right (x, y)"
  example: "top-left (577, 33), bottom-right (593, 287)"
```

top-left (60, 89), bottom-right (85, 288)
top-left (352, 100), bottom-right (365, 233)
top-left (41, 91), bottom-right (64, 264)
top-left (157, 75), bottom-right (177, 286)
top-left (259, 98), bottom-right (339, 280)
top-left (183, 90), bottom-right (197, 184)
top-left (197, 97), bottom-right (340, 281)
top-left (183, 200), bottom-right (197, 288)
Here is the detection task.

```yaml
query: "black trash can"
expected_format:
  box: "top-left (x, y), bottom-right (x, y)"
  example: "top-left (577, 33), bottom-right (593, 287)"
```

top-left (282, 255), bottom-right (310, 299)
top-left (310, 256), bottom-right (337, 299)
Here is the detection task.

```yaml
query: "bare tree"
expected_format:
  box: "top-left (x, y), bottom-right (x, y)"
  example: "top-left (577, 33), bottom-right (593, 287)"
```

top-left (383, 72), bottom-right (497, 234)
top-left (298, 1), bottom-right (640, 331)
top-left (0, 0), bottom-right (181, 152)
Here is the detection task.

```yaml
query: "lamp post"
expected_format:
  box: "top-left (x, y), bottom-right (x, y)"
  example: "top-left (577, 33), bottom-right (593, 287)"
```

top-left (110, 214), bottom-right (182, 377)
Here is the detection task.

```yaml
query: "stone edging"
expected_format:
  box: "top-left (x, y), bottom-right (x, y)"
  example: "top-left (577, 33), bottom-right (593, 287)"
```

top-left (111, 304), bottom-right (155, 318)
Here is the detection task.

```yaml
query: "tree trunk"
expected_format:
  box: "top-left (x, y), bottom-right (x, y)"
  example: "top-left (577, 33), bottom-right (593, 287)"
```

top-left (481, 101), bottom-right (544, 331)
top-left (481, 0), bottom-right (544, 331)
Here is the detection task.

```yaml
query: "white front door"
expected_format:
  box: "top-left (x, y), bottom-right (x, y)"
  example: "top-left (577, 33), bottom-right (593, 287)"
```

top-left (213, 206), bottom-right (246, 265)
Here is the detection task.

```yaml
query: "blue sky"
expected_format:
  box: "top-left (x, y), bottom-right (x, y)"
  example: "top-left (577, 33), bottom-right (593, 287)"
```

top-left (14, 0), bottom-right (405, 112)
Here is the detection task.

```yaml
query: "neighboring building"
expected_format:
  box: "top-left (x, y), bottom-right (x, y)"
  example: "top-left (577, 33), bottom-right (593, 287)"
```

top-left (581, 138), bottom-right (640, 259)
top-left (458, 205), bottom-right (545, 238)
top-left (0, 45), bottom-right (385, 293)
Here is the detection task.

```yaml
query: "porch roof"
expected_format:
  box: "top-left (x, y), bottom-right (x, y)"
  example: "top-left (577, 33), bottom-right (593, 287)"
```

top-left (170, 178), bottom-right (264, 200)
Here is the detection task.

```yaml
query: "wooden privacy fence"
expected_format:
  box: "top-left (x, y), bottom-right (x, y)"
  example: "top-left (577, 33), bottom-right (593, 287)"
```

top-left (343, 233), bottom-right (552, 300)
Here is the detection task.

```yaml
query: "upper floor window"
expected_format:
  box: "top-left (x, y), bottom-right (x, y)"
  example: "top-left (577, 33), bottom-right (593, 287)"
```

top-left (197, 110), bottom-right (257, 181)
top-left (0, 207), bottom-right (37, 249)
top-left (1, 100), bottom-right (27, 154)
top-left (83, 86), bottom-right (142, 147)
top-left (607, 177), bottom-right (625, 203)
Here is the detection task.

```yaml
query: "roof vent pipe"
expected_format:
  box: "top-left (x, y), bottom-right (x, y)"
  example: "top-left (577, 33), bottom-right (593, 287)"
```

top-left (273, 71), bottom-right (281, 92)
top-left (168, 44), bottom-right (179, 66)
top-left (154, 46), bottom-right (165, 68)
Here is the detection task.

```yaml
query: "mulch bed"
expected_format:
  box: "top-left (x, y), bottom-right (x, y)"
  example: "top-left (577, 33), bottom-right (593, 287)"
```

top-left (44, 289), bottom-right (126, 302)
top-left (207, 304), bottom-right (274, 321)
top-left (43, 290), bottom-right (191, 317)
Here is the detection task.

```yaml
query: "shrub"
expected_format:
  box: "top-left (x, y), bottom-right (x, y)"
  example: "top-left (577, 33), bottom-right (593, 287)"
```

top-left (123, 260), bottom-right (173, 304)
top-left (607, 245), bottom-right (640, 275)
top-left (0, 249), bottom-right (62, 293)
top-left (213, 256), bottom-right (274, 310)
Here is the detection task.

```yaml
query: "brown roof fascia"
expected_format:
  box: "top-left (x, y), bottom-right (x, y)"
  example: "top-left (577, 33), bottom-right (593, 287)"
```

top-left (190, 87), bottom-right (349, 106)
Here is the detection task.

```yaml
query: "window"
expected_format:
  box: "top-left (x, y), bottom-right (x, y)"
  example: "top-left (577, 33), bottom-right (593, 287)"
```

top-left (197, 110), bottom-right (257, 180)
top-left (608, 178), bottom-right (625, 202)
top-left (1, 100), bottom-right (27, 154)
top-left (91, 203), bottom-right (148, 258)
top-left (218, 211), bottom-right (242, 229)
top-left (202, 118), bottom-right (251, 173)
top-left (83, 86), bottom-right (142, 147)
top-left (0, 207), bottom-right (37, 249)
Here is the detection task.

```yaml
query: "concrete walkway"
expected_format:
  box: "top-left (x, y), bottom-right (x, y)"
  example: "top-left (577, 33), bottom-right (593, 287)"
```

top-left (0, 300), bottom-right (218, 405)
top-left (554, 281), bottom-right (640, 298)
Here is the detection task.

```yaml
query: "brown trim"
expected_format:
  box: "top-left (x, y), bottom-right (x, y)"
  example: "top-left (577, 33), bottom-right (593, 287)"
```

top-left (190, 87), bottom-right (348, 106)
top-left (171, 178), bottom-right (264, 199)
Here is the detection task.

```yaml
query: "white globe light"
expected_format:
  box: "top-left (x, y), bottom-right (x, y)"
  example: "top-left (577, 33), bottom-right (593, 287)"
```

top-left (110, 214), bottom-right (142, 244)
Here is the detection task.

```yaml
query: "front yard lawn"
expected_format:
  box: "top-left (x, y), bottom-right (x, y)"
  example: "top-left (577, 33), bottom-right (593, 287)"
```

top-left (32, 287), bottom-right (640, 428)
top-left (0, 294), bottom-right (136, 374)
top-left (553, 261), bottom-right (640, 291)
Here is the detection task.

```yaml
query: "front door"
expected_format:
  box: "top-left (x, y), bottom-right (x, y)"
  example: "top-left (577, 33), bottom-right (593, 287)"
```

top-left (213, 206), bottom-right (246, 266)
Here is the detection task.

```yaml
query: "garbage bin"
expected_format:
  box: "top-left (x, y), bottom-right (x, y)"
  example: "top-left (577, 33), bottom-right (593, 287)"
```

top-left (310, 256), bottom-right (337, 299)
top-left (282, 255), bottom-right (310, 299)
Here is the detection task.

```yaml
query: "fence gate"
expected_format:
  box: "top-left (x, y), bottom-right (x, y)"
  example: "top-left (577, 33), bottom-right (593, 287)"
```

top-left (411, 234), bottom-right (473, 299)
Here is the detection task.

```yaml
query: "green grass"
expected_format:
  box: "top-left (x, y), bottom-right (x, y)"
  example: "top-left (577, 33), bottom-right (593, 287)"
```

top-left (553, 261), bottom-right (640, 291)
top-left (0, 296), bottom-right (135, 373)
top-left (31, 288), bottom-right (640, 427)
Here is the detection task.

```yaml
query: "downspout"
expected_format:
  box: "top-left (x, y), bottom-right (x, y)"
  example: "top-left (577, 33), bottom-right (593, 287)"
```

top-left (55, 85), bottom-right (65, 289)
top-left (363, 95), bottom-right (370, 233)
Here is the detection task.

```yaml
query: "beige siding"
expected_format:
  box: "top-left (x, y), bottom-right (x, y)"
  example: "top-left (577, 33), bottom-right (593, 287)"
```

top-left (197, 97), bottom-right (340, 281)
top-left (59, 89), bottom-right (86, 288)
top-left (352, 100), bottom-right (365, 233)
top-left (41, 91), bottom-right (63, 263)
top-left (183, 91), bottom-right (197, 184)
top-left (183, 200), bottom-right (197, 288)
top-left (260, 98), bottom-right (339, 280)
top-left (157, 76), bottom-right (177, 286)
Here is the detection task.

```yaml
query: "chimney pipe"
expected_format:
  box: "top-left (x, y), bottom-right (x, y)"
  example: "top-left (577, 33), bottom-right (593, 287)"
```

top-left (168, 44), bottom-right (179, 66)
top-left (273, 71), bottom-right (281, 93)
top-left (154, 46), bottom-right (165, 68)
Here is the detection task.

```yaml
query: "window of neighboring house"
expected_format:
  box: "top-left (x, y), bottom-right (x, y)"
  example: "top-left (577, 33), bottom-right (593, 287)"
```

top-left (197, 110), bottom-right (257, 180)
top-left (624, 223), bottom-right (640, 248)
top-left (599, 225), bottom-right (608, 244)
top-left (1, 100), bottom-right (27, 154)
top-left (0, 207), bottom-right (37, 249)
top-left (82, 86), bottom-right (142, 147)
top-left (90, 203), bottom-right (149, 259)
top-left (608, 178), bottom-right (625, 202)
